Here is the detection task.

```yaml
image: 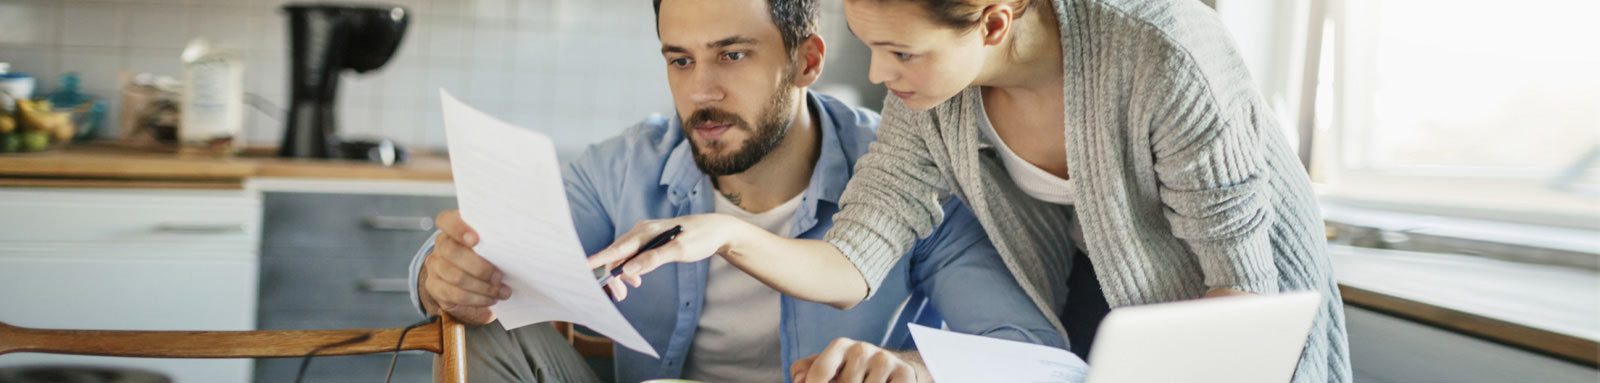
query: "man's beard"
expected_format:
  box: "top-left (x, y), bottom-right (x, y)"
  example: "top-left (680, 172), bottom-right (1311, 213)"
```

top-left (685, 74), bottom-right (800, 177)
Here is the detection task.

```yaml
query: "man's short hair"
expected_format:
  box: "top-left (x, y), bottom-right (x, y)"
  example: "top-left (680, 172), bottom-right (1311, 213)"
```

top-left (653, 0), bottom-right (821, 55)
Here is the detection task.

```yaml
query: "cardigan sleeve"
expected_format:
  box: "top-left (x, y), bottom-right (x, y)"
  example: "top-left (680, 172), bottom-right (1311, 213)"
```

top-left (824, 95), bottom-right (955, 298)
top-left (1147, 50), bottom-right (1282, 294)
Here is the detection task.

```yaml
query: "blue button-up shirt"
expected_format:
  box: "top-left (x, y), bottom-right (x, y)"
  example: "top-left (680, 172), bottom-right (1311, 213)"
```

top-left (409, 91), bottom-right (1063, 383)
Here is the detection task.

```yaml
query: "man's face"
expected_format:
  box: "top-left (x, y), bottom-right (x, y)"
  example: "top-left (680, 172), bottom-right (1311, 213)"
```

top-left (658, 0), bottom-right (802, 176)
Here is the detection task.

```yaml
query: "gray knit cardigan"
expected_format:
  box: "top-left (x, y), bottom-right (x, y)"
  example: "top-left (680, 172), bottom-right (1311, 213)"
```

top-left (822, 0), bottom-right (1351, 381)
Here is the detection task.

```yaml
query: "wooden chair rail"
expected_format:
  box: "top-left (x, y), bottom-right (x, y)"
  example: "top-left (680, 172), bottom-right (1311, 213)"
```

top-left (0, 321), bottom-right (442, 359)
top-left (553, 321), bottom-right (614, 359)
top-left (0, 314), bottom-right (468, 383)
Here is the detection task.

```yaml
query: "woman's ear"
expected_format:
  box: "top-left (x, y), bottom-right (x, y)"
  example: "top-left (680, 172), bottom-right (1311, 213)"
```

top-left (793, 34), bottom-right (827, 88)
top-left (979, 4), bottom-right (1016, 47)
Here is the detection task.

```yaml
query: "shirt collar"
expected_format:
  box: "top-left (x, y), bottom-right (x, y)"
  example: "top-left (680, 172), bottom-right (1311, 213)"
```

top-left (658, 90), bottom-right (851, 210)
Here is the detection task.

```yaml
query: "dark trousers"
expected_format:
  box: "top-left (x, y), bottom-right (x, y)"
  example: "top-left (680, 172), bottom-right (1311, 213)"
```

top-left (1062, 250), bottom-right (1112, 361)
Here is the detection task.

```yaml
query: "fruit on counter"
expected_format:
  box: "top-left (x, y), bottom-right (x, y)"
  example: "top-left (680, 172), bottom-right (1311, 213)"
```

top-left (50, 113), bottom-right (73, 141)
top-left (20, 131), bottom-right (48, 152)
top-left (19, 100), bottom-right (64, 130)
top-left (14, 99), bottom-right (73, 143)
top-left (0, 133), bottom-right (17, 153)
top-left (15, 99), bottom-right (50, 125)
top-left (0, 114), bottom-right (14, 134)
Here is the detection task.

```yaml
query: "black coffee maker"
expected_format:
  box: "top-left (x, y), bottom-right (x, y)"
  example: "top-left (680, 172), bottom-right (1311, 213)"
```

top-left (279, 3), bottom-right (409, 159)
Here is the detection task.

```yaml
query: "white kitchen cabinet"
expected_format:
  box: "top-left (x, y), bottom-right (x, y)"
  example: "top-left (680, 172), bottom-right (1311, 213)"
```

top-left (0, 188), bottom-right (261, 383)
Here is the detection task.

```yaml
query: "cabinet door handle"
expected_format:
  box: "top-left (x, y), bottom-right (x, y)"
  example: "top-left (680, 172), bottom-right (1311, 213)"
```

top-left (155, 223), bottom-right (246, 234)
top-left (359, 278), bottom-right (411, 293)
top-left (363, 216), bottom-right (435, 231)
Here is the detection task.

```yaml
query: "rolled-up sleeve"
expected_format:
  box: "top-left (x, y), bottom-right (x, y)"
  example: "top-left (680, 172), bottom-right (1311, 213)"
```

top-left (407, 231), bottom-right (440, 318)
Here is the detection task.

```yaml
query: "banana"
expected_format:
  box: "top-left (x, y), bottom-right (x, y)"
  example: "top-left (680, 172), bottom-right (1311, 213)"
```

top-left (0, 115), bottom-right (14, 134)
top-left (15, 99), bottom-right (73, 140)
top-left (16, 99), bottom-right (50, 132)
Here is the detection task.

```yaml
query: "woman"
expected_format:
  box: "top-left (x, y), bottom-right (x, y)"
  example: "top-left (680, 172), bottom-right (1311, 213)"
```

top-left (591, 0), bottom-right (1350, 382)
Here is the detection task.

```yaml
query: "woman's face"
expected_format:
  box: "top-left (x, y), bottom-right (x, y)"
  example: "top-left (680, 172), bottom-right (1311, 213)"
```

top-left (844, 0), bottom-right (989, 111)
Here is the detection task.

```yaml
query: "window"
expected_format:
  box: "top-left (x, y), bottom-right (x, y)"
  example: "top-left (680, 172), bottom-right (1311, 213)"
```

top-left (1312, 0), bottom-right (1600, 228)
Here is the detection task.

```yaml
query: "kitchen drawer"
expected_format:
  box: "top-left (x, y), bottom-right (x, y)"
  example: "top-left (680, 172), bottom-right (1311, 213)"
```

top-left (0, 188), bottom-right (260, 245)
top-left (256, 353), bottom-right (433, 383)
top-left (262, 192), bottom-right (454, 248)
top-left (258, 252), bottom-right (416, 311)
top-left (262, 240), bottom-right (425, 260)
top-left (254, 190), bottom-right (452, 383)
top-left (0, 244), bottom-right (259, 331)
top-left (0, 242), bottom-right (258, 383)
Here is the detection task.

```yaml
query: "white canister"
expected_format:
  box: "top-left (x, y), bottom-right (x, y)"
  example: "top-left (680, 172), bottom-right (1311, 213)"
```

top-left (179, 38), bottom-right (245, 151)
top-left (0, 63), bottom-right (36, 115)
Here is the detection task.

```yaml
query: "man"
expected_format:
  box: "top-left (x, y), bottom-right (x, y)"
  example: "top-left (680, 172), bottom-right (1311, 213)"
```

top-left (407, 0), bottom-right (1065, 382)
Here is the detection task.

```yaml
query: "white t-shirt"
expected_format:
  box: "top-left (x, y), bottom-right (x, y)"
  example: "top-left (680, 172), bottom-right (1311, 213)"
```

top-left (976, 94), bottom-right (1088, 251)
top-left (975, 95), bottom-right (1076, 205)
top-left (680, 191), bottom-right (803, 382)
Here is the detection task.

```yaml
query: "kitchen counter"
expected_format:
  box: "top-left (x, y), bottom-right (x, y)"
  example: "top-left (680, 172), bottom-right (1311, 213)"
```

top-left (1332, 245), bottom-right (1600, 367)
top-left (0, 143), bottom-right (452, 189)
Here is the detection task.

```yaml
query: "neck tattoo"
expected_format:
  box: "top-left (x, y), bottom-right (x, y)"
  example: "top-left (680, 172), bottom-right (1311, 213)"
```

top-left (722, 190), bottom-right (743, 209)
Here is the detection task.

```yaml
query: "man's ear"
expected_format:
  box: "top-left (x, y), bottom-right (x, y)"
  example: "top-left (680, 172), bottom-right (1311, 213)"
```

top-left (792, 34), bottom-right (827, 88)
top-left (979, 4), bottom-right (1015, 47)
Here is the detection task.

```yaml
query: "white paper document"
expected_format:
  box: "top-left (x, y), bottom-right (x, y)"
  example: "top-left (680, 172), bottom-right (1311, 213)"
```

top-left (440, 90), bottom-right (658, 358)
top-left (909, 324), bottom-right (1087, 383)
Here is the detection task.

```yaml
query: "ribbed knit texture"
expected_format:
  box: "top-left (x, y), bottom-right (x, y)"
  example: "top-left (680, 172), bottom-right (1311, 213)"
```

top-left (823, 0), bottom-right (1351, 381)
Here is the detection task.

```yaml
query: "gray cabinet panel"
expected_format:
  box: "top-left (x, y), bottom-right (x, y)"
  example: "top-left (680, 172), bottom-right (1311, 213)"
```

top-left (261, 242), bottom-right (425, 260)
top-left (255, 353), bottom-right (433, 383)
top-left (257, 309), bottom-right (427, 331)
top-left (1346, 306), bottom-right (1599, 383)
top-left (259, 251), bottom-right (416, 311)
top-left (263, 192), bottom-right (454, 248)
top-left (257, 192), bottom-right (455, 383)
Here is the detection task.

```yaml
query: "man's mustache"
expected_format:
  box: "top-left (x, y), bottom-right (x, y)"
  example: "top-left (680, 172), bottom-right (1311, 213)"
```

top-left (686, 108), bottom-right (747, 129)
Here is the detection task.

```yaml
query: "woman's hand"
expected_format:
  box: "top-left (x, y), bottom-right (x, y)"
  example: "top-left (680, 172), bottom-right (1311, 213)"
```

top-left (791, 338), bottom-right (929, 383)
top-left (585, 214), bottom-right (757, 301)
top-left (587, 214), bottom-right (869, 308)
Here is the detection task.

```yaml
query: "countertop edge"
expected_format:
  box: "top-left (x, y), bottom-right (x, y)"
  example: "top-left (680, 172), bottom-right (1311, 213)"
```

top-left (1339, 283), bottom-right (1600, 368)
top-left (245, 177), bottom-right (455, 196)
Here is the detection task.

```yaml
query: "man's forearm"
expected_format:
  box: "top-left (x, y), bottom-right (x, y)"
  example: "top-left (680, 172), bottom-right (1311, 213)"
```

top-left (722, 230), bottom-right (868, 310)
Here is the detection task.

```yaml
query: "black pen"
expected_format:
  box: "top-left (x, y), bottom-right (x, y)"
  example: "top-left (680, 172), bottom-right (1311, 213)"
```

top-left (596, 225), bottom-right (683, 287)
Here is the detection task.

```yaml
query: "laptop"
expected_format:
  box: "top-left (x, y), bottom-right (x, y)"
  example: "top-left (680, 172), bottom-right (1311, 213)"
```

top-left (1084, 291), bottom-right (1323, 383)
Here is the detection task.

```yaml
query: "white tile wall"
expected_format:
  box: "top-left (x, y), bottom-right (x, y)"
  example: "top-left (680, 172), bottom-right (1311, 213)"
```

top-left (0, 0), bottom-right (879, 157)
top-left (61, 5), bottom-right (124, 48)
top-left (0, 1), bottom-right (57, 47)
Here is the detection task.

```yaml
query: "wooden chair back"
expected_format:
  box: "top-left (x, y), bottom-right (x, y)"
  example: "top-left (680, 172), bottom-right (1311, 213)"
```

top-left (0, 314), bottom-right (467, 382)
top-left (551, 321), bottom-right (614, 359)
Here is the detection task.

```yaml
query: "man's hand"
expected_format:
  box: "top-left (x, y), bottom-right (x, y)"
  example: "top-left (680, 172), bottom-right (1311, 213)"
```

top-left (791, 338), bottom-right (930, 383)
top-left (419, 210), bottom-right (509, 325)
